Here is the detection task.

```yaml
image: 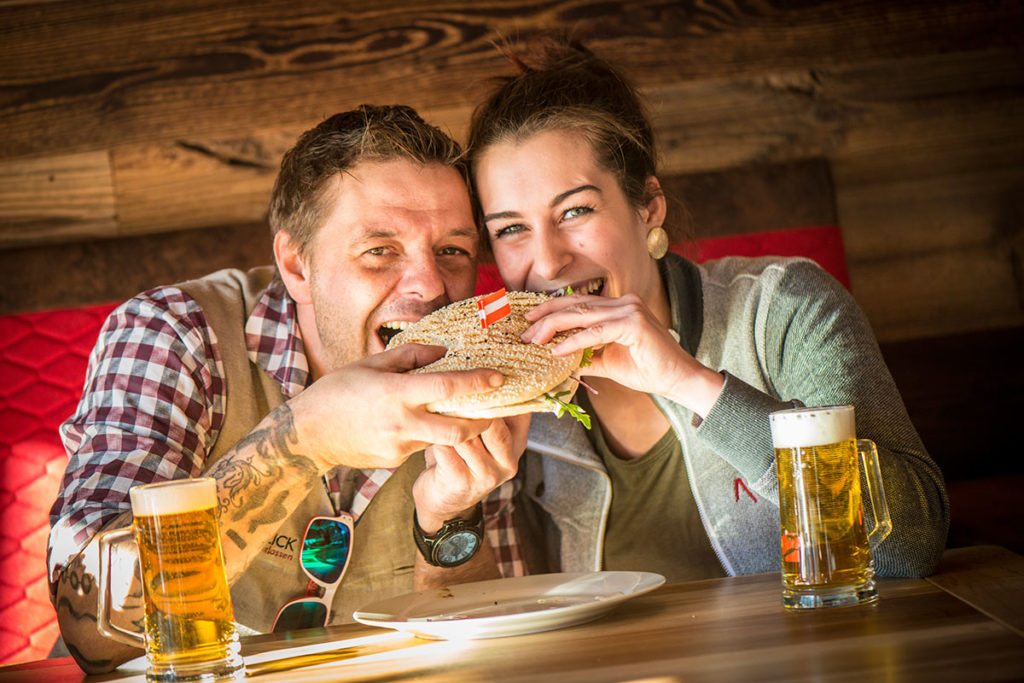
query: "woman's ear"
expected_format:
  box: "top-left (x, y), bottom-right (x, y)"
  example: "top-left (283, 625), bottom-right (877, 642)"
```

top-left (641, 176), bottom-right (668, 229)
top-left (274, 230), bottom-right (313, 305)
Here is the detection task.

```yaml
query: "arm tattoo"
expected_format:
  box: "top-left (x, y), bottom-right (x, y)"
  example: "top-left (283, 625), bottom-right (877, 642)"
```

top-left (207, 403), bottom-right (319, 544)
top-left (247, 489), bottom-right (292, 534)
top-left (64, 562), bottom-right (94, 596)
top-left (66, 642), bottom-right (113, 672)
top-left (226, 529), bottom-right (247, 550)
top-left (57, 563), bottom-right (100, 624)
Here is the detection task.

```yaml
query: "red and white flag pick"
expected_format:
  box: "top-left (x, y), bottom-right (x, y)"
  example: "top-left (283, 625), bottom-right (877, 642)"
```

top-left (477, 288), bottom-right (512, 328)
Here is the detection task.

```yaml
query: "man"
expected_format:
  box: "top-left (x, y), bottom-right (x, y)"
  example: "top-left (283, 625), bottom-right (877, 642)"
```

top-left (48, 105), bottom-right (528, 673)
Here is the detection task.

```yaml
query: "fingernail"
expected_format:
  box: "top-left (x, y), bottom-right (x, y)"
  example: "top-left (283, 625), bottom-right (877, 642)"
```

top-left (488, 373), bottom-right (505, 387)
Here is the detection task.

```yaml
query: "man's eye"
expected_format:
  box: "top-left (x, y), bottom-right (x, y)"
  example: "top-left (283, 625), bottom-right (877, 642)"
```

top-left (366, 246), bottom-right (390, 256)
top-left (494, 224), bottom-right (526, 239)
top-left (438, 246), bottom-right (470, 256)
top-left (562, 205), bottom-right (593, 221)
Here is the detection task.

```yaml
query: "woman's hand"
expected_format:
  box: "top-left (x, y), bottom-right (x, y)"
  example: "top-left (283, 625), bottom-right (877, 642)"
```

top-left (522, 294), bottom-right (724, 417)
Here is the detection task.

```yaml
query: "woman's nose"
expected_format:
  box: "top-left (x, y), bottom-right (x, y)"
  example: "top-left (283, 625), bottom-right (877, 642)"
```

top-left (532, 230), bottom-right (571, 282)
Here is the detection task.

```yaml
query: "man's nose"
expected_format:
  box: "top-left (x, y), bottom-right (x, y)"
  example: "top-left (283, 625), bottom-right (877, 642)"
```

top-left (400, 252), bottom-right (447, 300)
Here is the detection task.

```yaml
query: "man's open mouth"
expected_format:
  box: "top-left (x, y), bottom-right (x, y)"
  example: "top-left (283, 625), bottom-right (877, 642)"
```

top-left (377, 321), bottom-right (411, 346)
top-left (548, 278), bottom-right (605, 298)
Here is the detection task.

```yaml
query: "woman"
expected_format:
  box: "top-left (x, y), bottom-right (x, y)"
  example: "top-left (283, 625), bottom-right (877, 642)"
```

top-left (466, 38), bottom-right (948, 581)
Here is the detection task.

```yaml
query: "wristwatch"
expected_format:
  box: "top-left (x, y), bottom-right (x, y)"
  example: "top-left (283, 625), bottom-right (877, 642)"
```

top-left (413, 504), bottom-right (484, 568)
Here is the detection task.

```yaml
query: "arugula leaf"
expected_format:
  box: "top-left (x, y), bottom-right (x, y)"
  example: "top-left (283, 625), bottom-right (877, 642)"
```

top-left (543, 391), bottom-right (592, 429)
top-left (564, 284), bottom-right (574, 295)
top-left (579, 347), bottom-right (594, 368)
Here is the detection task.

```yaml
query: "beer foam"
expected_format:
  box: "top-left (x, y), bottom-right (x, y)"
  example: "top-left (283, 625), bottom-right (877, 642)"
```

top-left (130, 477), bottom-right (217, 517)
top-left (769, 405), bottom-right (855, 448)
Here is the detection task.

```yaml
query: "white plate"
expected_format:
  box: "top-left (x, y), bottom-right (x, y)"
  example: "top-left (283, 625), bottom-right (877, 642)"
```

top-left (352, 571), bottom-right (665, 640)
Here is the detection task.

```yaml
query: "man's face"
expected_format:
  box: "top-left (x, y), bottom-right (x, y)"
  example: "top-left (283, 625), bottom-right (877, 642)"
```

top-left (303, 159), bottom-right (478, 371)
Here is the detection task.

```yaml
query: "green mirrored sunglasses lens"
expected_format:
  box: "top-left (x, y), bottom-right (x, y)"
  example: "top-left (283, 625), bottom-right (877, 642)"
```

top-left (302, 518), bottom-right (351, 584)
top-left (275, 600), bottom-right (327, 632)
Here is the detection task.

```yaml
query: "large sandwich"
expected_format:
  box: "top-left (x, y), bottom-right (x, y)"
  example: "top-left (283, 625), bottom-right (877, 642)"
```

top-left (386, 291), bottom-right (590, 426)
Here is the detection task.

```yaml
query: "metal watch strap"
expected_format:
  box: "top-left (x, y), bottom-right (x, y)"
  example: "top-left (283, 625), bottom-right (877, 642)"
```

top-left (412, 503), bottom-right (484, 567)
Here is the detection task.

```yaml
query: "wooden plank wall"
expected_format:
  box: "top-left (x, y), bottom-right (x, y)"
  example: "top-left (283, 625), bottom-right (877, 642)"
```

top-left (1, 0), bottom-right (1021, 339)
top-left (1, 1), bottom-right (1022, 545)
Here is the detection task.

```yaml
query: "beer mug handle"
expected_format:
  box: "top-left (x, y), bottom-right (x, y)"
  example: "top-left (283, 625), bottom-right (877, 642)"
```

top-left (857, 439), bottom-right (893, 547)
top-left (96, 527), bottom-right (146, 648)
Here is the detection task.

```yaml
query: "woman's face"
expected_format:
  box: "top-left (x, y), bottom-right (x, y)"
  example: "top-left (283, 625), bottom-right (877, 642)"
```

top-left (474, 129), bottom-right (664, 300)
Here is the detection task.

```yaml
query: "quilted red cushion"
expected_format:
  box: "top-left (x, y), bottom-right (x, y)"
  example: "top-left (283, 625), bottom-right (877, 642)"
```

top-left (0, 304), bottom-right (117, 664)
top-left (0, 225), bottom-right (845, 664)
top-left (475, 225), bottom-right (850, 294)
top-left (680, 225), bottom-right (850, 289)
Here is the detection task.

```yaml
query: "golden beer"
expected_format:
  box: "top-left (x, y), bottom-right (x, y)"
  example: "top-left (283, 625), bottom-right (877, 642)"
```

top-left (99, 478), bottom-right (242, 682)
top-left (776, 439), bottom-right (872, 588)
top-left (770, 406), bottom-right (891, 609)
top-left (134, 506), bottom-right (237, 669)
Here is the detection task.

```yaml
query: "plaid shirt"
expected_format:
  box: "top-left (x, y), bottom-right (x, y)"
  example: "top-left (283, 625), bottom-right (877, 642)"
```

top-left (48, 277), bottom-right (524, 595)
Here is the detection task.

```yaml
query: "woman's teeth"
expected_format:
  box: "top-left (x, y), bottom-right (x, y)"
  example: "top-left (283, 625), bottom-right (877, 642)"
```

top-left (550, 279), bottom-right (604, 297)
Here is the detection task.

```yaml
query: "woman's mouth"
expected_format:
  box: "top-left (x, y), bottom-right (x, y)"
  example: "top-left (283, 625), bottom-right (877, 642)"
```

top-left (547, 278), bottom-right (605, 298)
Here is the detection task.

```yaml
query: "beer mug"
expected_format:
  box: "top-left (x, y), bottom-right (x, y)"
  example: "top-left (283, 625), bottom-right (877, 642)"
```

top-left (769, 405), bottom-right (892, 609)
top-left (97, 478), bottom-right (243, 681)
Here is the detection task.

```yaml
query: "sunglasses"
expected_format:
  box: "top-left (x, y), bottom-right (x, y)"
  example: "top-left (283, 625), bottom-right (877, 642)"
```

top-left (273, 512), bottom-right (354, 632)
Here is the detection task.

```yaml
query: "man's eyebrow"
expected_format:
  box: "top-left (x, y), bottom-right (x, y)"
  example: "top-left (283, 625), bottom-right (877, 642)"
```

top-left (356, 228), bottom-right (398, 241)
top-left (483, 184), bottom-right (602, 223)
top-left (446, 226), bottom-right (479, 240)
top-left (352, 226), bottom-right (477, 244)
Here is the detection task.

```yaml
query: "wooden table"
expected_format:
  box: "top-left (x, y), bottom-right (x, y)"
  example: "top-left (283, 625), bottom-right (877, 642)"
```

top-left (3, 546), bottom-right (1022, 683)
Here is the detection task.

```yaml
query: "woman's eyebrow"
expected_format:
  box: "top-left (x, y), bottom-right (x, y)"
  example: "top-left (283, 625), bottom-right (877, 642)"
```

top-left (483, 184), bottom-right (601, 223)
top-left (483, 209), bottom-right (520, 223)
top-left (551, 184), bottom-right (601, 207)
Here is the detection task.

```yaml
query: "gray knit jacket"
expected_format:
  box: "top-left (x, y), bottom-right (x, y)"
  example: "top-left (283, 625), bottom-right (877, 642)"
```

top-left (518, 253), bottom-right (949, 578)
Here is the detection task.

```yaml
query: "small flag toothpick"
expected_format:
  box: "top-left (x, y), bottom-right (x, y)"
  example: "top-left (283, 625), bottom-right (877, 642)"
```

top-left (477, 288), bottom-right (512, 328)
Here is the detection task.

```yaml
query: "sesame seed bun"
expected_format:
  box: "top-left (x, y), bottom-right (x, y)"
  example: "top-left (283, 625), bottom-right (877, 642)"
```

top-left (386, 291), bottom-right (583, 417)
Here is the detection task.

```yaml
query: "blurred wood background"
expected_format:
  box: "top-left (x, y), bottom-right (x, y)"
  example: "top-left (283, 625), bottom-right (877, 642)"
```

top-left (1, 0), bottom-right (1022, 548)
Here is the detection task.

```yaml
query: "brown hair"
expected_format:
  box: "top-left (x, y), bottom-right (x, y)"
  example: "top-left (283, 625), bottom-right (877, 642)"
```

top-left (269, 104), bottom-right (468, 256)
top-left (467, 37), bottom-right (660, 214)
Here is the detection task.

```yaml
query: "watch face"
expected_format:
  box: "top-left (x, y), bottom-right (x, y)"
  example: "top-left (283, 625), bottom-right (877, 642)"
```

top-left (436, 530), bottom-right (481, 567)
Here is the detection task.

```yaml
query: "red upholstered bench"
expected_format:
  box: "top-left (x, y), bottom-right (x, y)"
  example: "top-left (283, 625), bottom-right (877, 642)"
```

top-left (0, 226), bottom-right (846, 664)
top-left (474, 225), bottom-right (850, 294)
top-left (0, 304), bottom-right (118, 664)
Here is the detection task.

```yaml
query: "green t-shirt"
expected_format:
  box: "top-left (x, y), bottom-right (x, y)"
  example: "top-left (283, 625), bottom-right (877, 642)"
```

top-left (586, 404), bottom-right (725, 583)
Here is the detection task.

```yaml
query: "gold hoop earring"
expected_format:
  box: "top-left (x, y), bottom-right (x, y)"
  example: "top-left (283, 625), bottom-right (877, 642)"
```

top-left (646, 226), bottom-right (669, 260)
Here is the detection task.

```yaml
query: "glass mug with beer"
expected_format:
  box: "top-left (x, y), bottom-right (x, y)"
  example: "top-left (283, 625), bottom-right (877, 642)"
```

top-left (96, 477), bottom-right (243, 681)
top-left (769, 405), bottom-right (892, 609)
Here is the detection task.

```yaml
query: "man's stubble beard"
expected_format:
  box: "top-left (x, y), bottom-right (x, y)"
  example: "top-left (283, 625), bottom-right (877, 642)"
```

top-left (310, 275), bottom-right (367, 373)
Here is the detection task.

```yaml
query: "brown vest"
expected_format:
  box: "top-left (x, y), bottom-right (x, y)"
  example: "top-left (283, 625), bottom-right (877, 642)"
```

top-left (178, 267), bottom-right (422, 633)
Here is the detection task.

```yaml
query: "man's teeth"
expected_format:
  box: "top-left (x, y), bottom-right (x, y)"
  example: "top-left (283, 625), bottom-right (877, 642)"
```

top-left (378, 321), bottom-right (411, 345)
top-left (551, 279), bottom-right (604, 297)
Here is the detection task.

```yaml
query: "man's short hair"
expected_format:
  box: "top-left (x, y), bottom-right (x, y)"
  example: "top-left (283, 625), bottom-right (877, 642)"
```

top-left (269, 105), bottom-right (468, 256)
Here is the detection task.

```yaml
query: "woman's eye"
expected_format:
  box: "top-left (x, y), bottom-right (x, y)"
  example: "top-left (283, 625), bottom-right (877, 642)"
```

top-left (562, 205), bottom-right (593, 221)
top-left (494, 224), bottom-right (526, 239)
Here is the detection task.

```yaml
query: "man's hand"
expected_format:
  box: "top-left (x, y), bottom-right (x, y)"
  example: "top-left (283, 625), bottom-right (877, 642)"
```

top-left (290, 343), bottom-right (507, 472)
top-left (412, 414), bottom-right (530, 533)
